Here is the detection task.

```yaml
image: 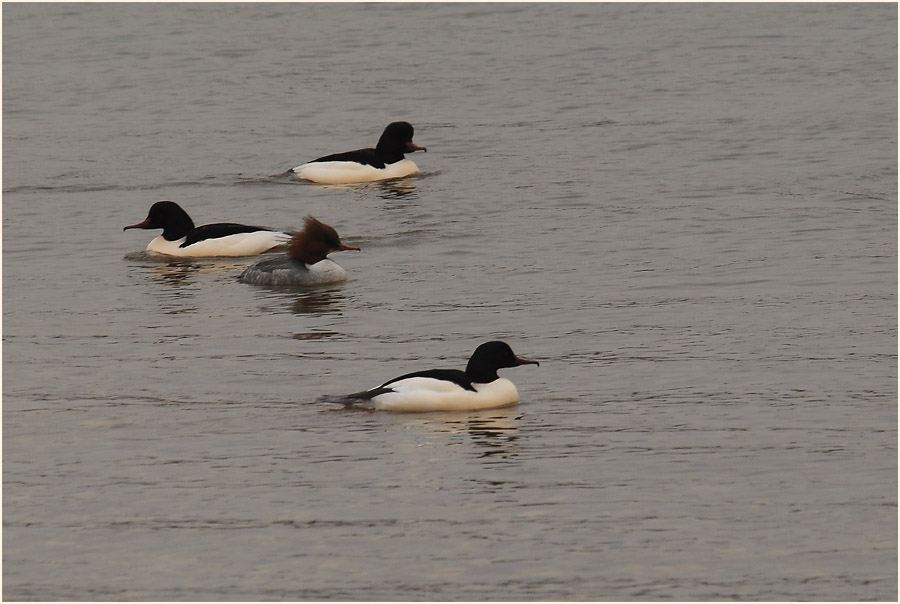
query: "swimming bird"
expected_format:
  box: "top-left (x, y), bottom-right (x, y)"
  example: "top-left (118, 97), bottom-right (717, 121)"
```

top-left (124, 201), bottom-right (291, 257)
top-left (239, 216), bottom-right (359, 286)
top-left (290, 121), bottom-right (426, 184)
top-left (341, 341), bottom-right (539, 412)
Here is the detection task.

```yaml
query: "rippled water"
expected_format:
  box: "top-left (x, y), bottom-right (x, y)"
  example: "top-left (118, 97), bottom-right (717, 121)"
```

top-left (3, 3), bottom-right (897, 601)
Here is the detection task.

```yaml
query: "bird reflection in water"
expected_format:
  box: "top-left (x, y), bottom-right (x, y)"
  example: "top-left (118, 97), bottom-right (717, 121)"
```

top-left (290, 289), bottom-right (345, 315)
top-left (376, 177), bottom-right (418, 201)
top-left (297, 176), bottom-right (418, 201)
top-left (126, 252), bottom-right (253, 287)
top-left (469, 412), bottom-right (521, 459)
top-left (254, 286), bottom-right (346, 315)
top-left (423, 407), bottom-right (522, 459)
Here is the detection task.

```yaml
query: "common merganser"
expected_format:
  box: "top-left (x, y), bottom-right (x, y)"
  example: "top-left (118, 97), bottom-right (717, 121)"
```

top-left (124, 201), bottom-right (291, 257)
top-left (239, 216), bottom-right (359, 286)
top-left (341, 341), bottom-right (539, 412)
top-left (290, 121), bottom-right (426, 184)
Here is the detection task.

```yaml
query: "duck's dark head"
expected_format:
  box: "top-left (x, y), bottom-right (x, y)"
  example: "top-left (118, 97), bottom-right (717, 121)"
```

top-left (465, 341), bottom-right (540, 383)
top-left (375, 121), bottom-right (427, 163)
top-left (287, 216), bottom-right (360, 265)
top-left (124, 201), bottom-right (194, 241)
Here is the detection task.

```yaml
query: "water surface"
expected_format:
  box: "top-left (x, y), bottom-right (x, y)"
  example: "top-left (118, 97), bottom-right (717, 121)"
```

top-left (3, 3), bottom-right (897, 600)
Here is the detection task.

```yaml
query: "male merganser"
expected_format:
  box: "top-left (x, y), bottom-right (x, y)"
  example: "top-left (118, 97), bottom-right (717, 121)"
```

top-left (341, 341), bottom-right (539, 412)
top-left (239, 216), bottom-right (359, 286)
top-left (124, 201), bottom-right (291, 257)
top-left (290, 121), bottom-right (427, 184)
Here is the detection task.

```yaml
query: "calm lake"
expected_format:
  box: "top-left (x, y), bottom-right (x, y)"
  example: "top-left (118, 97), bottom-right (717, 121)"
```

top-left (3, 3), bottom-right (897, 600)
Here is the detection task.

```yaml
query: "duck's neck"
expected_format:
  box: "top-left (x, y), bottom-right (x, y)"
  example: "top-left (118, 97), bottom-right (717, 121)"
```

top-left (465, 364), bottom-right (500, 384)
top-left (287, 238), bottom-right (329, 265)
top-left (161, 215), bottom-right (194, 241)
top-left (375, 141), bottom-right (406, 165)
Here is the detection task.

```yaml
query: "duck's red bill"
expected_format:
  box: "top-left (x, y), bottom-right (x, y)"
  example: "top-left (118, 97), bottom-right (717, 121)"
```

top-left (123, 219), bottom-right (150, 230)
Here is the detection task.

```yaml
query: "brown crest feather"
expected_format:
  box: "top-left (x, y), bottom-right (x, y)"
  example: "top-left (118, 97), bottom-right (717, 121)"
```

top-left (287, 216), bottom-right (344, 265)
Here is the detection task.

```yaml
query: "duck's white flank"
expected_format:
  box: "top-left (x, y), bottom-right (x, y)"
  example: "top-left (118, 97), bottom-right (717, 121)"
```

top-left (292, 159), bottom-right (419, 184)
top-left (367, 377), bottom-right (520, 413)
top-left (145, 231), bottom-right (290, 257)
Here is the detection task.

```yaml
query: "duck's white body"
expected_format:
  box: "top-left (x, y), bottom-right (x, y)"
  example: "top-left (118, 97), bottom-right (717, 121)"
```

top-left (126, 201), bottom-right (292, 258)
top-left (339, 342), bottom-right (538, 413)
top-left (291, 159), bottom-right (419, 185)
top-left (145, 231), bottom-right (291, 258)
top-left (239, 257), bottom-right (348, 286)
top-left (365, 377), bottom-right (520, 413)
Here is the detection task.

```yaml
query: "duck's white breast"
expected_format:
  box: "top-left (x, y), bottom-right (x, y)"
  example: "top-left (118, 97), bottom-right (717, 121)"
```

top-left (145, 231), bottom-right (289, 257)
top-left (372, 377), bottom-right (520, 413)
top-left (292, 259), bottom-right (348, 285)
top-left (292, 159), bottom-right (419, 184)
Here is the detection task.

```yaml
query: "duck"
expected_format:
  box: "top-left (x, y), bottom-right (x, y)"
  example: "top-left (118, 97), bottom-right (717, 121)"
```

top-left (340, 341), bottom-right (539, 412)
top-left (289, 121), bottom-right (426, 184)
top-left (239, 216), bottom-right (359, 286)
top-left (124, 201), bottom-right (291, 257)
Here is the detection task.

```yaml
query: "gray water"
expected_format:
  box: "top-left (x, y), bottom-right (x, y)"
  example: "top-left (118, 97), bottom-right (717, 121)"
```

top-left (3, 3), bottom-right (897, 601)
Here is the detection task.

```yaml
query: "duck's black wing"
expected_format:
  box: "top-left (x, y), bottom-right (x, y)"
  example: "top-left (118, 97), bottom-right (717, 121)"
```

top-left (309, 147), bottom-right (385, 169)
top-left (182, 223), bottom-right (272, 247)
top-left (381, 369), bottom-right (476, 391)
top-left (345, 368), bottom-right (476, 402)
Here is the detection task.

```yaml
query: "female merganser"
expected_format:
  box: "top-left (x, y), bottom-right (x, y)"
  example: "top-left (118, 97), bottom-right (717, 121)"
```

top-left (124, 201), bottom-right (291, 257)
top-left (341, 341), bottom-right (539, 412)
top-left (239, 216), bottom-right (359, 286)
top-left (290, 121), bottom-right (426, 184)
